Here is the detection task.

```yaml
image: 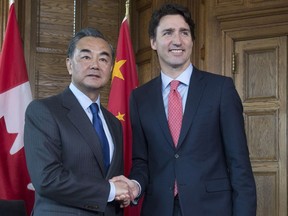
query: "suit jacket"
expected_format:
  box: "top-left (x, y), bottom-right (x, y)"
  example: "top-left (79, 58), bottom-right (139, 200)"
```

top-left (129, 67), bottom-right (257, 216)
top-left (24, 88), bottom-right (123, 216)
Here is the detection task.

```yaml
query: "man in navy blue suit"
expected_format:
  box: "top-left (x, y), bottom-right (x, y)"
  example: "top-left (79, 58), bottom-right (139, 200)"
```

top-left (112, 3), bottom-right (257, 216)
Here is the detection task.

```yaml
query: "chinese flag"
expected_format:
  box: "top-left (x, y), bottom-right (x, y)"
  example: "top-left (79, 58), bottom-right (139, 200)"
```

top-left (108, 17), bottom-right (141, 216)
top-left (0, 3), bottom-right (34, 215)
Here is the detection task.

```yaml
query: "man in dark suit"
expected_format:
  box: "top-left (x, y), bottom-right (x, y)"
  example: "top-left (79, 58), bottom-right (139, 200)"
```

top-left (24, 28), bottom-right (131, 216)
top-left (112, 3), bottom-right (257, 216)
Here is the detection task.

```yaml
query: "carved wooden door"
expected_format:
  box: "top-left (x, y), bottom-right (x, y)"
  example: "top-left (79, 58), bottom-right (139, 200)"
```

top-left (233, 37), bottom-right (287, 216)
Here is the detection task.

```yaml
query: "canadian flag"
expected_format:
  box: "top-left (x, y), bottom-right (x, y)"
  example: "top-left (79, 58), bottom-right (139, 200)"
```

top-left (0, 3), bottom-right (34, 214)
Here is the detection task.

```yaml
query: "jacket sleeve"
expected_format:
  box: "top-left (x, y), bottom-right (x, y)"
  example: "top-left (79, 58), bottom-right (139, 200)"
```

top-left (220, 77), bottom-right (257, 216)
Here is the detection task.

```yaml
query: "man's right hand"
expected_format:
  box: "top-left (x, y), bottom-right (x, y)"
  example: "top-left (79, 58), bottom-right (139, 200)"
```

top-left (110, 175), bottom-right (140, 207)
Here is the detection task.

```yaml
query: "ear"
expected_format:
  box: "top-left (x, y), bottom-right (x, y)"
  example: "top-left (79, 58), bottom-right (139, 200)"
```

top-left (150, 38), bottom-right (157, 51)
top-left (66, 58), bottom-right (72, 75)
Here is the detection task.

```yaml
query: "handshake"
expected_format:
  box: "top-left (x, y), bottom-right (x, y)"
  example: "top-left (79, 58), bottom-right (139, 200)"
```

top-left (109, 175), bottom-right (140, 208)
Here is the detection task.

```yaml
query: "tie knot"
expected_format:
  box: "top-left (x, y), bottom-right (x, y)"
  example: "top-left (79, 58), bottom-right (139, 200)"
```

top-left (90, 103), bottom-right (99, 115)
top-left (170, 80), bottom-right (180, 91)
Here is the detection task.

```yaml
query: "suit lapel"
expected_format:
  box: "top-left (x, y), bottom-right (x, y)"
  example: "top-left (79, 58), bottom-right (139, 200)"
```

top-left (149, 70), bottom-right (207, 149)
top-left (177, 68), bottom-right (207, 148)
top-left (61, 88), bottom-right (106, 176)
top-left (152, 77), bottom-right (176, 149)
top-left (101, 106), bottom-right (121, 178)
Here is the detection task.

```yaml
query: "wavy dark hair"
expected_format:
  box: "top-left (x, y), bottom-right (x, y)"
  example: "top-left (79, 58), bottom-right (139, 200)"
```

top-left (148, 3), bottom-right (195, 41)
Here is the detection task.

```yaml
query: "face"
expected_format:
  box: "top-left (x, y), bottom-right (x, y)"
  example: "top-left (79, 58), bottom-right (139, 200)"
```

top-left (150, 14), bottom-right (193, 77)
top-left (66, 36), bottom-right (113, 101)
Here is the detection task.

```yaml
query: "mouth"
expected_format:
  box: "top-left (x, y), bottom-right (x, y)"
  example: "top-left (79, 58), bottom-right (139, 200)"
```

top-left (169, 49), bottom-right (184, 54)
top-left (87, 74), bottom-right (101, 78)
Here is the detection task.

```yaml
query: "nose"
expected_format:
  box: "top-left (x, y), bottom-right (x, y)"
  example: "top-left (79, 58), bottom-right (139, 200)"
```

top-left (172, 33), bottom-right (182, 46)
top-left (90, 58), bottom-right (99, 70)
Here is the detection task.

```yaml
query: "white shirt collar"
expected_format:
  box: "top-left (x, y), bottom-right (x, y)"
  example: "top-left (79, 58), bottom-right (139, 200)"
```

top-left (69, 83), bottom-right (100, 111)
top-left (161, 63), bottom-right (193, 91)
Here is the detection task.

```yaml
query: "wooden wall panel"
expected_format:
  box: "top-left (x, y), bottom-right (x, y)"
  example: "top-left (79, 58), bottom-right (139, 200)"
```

top-left (32, 0), bottom-right (74, 98)
top-left (87, 0), bottom-right (119, 46)
top-left (35, 52), bottom-right (69, 98)
top-left (214, 0), bottom-right (288, 13)
top-left (247, 112), bottom-right (278, 161)
top-left (38, 1), bottom-right (74, 50)
top-left (22, 0), bottom-right (125, 107)
top-left (245, 49), bottom-right (277, 99)
top-left (131, 0), bottom-right (152, 85)
top-left (254, 172), bottom-right (278, 216)
top-left (138, 7), bottom-right (151, 51)
top-left (137, 62), bottom-right (152, 85)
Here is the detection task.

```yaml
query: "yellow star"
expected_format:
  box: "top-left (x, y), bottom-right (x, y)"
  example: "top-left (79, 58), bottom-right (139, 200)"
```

top-left (112, 60), bottom-right (126, 81)
top-left (116, 112), bottom-right (125, 121)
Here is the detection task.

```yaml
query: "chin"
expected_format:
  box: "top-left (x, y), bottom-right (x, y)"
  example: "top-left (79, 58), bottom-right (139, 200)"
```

top-left (170, 63), bottom-right (185, 69)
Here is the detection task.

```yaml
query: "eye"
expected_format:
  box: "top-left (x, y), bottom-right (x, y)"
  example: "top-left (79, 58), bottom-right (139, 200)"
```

top-left (181, 31), bottom-right (190, 36)
top-left (99, 57), bottom-right (111, 65)
top-left (163, 30), bottom-right (173, 36)
top-left (99, 58), bottom-right (108, 63)
top-left (81, 55), bottom-right (91, 60)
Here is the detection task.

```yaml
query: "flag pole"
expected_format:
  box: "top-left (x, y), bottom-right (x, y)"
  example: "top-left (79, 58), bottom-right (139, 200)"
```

top-left (9, 0), bottom-right (14, 7)
top-left (125, 0), bottom-right (130, 23)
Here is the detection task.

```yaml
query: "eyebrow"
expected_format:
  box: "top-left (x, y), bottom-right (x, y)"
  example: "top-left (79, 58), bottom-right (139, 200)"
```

top-left (79, 49), bottom-right (92, 54)
top-left (162, 28), bottom-right (174, 32)
top-left (179, 27), bottom-right (190, 32)
top-left (79, 49), bottom-right (111, 58)
top-left (99, 51), bottom-right (111, 58)
top-left (162, 27), bottom-right (190, 32)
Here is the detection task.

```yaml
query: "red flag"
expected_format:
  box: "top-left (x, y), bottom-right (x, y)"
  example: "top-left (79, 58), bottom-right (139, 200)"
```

top-left (108, 17), bottom-right (141, 216)
top-left (0, 3), bottom-right (34, 214)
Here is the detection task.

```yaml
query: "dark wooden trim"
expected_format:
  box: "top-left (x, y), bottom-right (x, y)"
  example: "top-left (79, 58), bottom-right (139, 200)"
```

top-left (24, 0), bottom-right (38, 97)
top-left (0, 0), bottom-right (9, 50)
top-left (75, 0), bottom-right (88, 32)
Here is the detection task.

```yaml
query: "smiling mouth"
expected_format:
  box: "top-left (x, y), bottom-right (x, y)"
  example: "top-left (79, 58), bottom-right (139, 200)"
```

top-left (170, 49), bottom-right (184, 53)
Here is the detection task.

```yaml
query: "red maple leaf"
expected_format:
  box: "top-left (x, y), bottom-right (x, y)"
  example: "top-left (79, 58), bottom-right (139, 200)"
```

top-left (0, 116), bottom-right (17, 155)
top-left (0, 116), bottom-right (18, 192)
top-left (0, 116), bottom-right (34, 214)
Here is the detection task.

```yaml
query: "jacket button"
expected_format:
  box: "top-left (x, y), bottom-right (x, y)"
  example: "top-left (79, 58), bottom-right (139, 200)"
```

top-left (175, 154), bottom-right (179, 158)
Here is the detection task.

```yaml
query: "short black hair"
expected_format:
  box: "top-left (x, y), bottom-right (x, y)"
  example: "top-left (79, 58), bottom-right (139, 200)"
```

top-left (66, 27), bottom-right (114, 60)
top-left (148, 3), bottom-right (195, 40)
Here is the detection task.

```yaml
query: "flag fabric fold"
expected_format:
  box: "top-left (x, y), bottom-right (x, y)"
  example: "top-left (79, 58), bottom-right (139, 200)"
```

top-left (108, 17), bottom-right (141, 216)
top-left (0, 3), bottom-right (34, 215)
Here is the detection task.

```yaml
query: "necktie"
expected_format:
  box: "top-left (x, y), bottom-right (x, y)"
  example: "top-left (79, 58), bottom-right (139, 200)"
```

top-left (168, 80), bottom-right (183, 196)
top-left (168, 80), bottom-right (183, 145)
top-left (90, 103), bottom-right (110, 172)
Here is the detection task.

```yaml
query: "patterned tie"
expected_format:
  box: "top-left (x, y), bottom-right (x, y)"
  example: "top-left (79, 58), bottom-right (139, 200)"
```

top-left (168, 80), bottom-right (183, 145)
top-left (90, 103), bottom-right (110, 173)
top-left (168, 80), bottom-right (183, 196)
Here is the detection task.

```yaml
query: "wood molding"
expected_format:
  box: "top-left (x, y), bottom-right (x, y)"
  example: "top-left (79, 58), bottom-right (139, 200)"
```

top-left (0, 0), bottom-right (9, 50)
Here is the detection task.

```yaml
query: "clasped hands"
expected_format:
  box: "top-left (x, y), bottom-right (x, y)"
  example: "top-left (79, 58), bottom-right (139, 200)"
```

top-left (109, 175), bottom-right (139, 208)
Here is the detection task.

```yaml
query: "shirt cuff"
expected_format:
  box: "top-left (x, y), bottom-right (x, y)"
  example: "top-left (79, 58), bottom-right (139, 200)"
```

top-left (131, 180), bottom-right (141, 198)
top-left (108, 181), bottom-right (116, 202)
top-left (131, 179), bottom-right (141, 205)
